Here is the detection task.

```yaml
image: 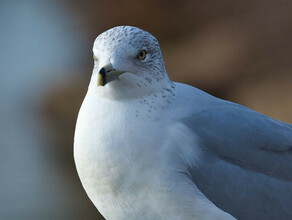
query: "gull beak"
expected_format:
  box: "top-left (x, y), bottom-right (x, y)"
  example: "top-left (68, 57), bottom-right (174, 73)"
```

top-left (97, 63), bottom-right (126, 86)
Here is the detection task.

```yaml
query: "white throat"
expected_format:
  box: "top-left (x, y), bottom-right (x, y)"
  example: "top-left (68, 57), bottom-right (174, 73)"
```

top-left (88, 70), bottom-right (174, 101)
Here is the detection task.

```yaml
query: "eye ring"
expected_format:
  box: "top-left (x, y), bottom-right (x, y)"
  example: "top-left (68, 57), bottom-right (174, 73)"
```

top-left (137, 50), bottom-right (147, 60)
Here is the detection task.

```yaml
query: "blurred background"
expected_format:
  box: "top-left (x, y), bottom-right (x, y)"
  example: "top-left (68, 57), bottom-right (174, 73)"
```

top-left (0, 0), bottom-right (291, 219)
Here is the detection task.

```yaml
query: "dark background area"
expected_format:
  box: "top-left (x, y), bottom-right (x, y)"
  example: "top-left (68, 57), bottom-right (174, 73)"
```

top-left (0, 0), bottom-right (291, 219)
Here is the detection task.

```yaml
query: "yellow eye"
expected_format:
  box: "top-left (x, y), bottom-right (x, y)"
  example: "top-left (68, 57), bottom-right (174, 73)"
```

top-left (137, 50), bottom-right (146, 60)
top-left (93, 54), bottom-right (97, 60)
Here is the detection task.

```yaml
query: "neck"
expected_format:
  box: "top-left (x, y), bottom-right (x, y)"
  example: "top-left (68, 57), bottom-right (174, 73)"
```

top-left (89, 77), bottom-right (174, 101)
top-left (85, 80), bottom-right (176, 122)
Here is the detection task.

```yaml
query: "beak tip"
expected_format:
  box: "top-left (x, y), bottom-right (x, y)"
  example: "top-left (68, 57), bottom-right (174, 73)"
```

top-left (97, 73), bottom-right (104, 87)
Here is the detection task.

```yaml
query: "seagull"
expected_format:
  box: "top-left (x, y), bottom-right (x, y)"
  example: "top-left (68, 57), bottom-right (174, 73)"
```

top-left (74, 26), bottom-right (292, 220)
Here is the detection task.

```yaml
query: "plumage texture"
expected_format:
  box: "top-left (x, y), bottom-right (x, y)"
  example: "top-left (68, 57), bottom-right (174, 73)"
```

top-left (74, 26), bottom-right (292, 220)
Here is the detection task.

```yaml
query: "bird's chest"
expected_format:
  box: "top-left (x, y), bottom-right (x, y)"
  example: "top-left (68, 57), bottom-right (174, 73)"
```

top-left (74, 100), bottom-right (172, 219)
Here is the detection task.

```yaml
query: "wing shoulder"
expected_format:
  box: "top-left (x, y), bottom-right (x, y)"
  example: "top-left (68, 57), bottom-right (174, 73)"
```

top-left (182, 101), bottom-right (292, 181)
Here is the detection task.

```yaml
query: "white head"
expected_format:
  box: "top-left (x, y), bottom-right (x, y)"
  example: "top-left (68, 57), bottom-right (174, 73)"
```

top-left (89, 26), bottom-right (170, 99)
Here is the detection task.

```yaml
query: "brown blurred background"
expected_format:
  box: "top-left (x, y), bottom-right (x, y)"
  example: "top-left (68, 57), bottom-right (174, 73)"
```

top-left (0, 0), bottom-right (291, 219)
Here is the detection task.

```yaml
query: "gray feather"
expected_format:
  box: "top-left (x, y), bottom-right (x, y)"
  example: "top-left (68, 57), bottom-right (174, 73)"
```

top-left (182, 101), bottom-right (292, 219)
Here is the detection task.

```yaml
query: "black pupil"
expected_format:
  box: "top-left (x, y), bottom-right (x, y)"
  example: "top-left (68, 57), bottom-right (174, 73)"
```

top-left (140, 51), bottom-right (144, 58)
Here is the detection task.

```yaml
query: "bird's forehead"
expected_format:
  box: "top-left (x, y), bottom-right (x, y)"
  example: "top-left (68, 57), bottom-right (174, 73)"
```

top-left (93, 26), bottom-right (159, 54)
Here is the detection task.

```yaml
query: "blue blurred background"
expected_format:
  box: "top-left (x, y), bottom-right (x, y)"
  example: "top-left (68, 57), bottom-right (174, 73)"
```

top-left (0, 0), bottom-right (291, 219)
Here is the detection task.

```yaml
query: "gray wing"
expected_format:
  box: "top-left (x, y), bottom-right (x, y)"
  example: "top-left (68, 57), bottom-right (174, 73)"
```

top-left (183, 102), bottom-right (292, 220)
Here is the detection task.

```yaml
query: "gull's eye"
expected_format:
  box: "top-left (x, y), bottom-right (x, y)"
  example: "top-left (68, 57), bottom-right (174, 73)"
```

top-left (137, 50), bottom-right (146, 60)
top-left (93, 54), bottom-right (97, 61)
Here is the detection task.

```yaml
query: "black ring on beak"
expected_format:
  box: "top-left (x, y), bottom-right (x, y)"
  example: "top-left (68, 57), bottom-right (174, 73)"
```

top-left (99, 67), bottom-right (107, 86)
